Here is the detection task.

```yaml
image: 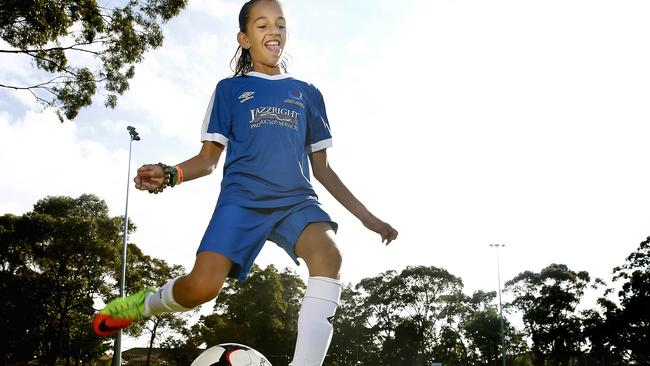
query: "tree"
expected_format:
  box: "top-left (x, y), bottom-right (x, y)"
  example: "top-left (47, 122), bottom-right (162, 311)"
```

top-left (463, 307), bottom-right (502, 364)
top-left (462, 291), bottom-right (501, 365)
top-left (355, 266), bottom-right (469, 366)
top-left (586, 236), bottom-right (650, 364)
top-left (581, 305), bottom-right (625, 365)
top-left (0, 0), bottom-right (188, 121)
top-left (611, 236), bottom-right (650, 364)
top-left (396, 266), bottom-right (468, 365)
top-left (462, 291), bottom-right (527, 366)
top-left (0, 194), bottom-right (125, 365)
top-left (327, 284), bottom-right (380, 365)
top-left (354, 269), bottom-right (401, 362)
top-left (115, 244), bottom-right (190, 366)
top-left (505, 263), bottom-right (590, 366)
top-left (183, 265), bottom-right (306, 365)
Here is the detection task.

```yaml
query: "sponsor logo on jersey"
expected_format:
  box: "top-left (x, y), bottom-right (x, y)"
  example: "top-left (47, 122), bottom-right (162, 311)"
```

top-left (283, 98), bottom-right (305, 109)
top-left (283, 88), bottom-right (305, 108)
top-left (249, 106), bottom-right (299, 130)
top-left (288, 88), bottom-right (303, 100)
top-left (238, 91), bottom-right (255, 103)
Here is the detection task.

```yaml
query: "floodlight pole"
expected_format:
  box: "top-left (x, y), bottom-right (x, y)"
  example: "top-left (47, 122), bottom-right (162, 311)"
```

top-left (112, 126), bottom-right (140, 366)
top-left (490, 243), bottom-right (507, 366)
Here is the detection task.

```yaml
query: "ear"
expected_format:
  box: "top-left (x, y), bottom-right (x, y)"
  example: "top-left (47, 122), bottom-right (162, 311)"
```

top-left (237, 32), bottom-right (250, 50)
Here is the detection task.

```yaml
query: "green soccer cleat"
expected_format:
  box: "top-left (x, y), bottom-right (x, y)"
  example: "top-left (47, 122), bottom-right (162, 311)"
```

top-left (93, 287), bottom-right (157, 336)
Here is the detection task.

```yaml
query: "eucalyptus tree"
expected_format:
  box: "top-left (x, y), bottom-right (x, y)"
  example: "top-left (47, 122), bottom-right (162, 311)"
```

top-left (0, 194), bottom-right (124, 365)
top-left (505, 264), bottom-right (590, 366)
top-left (0, 0), bottom-right (188, 121)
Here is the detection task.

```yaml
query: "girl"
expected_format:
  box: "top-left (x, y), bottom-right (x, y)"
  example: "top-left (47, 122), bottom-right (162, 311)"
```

top-left (94, 0), bottom-right (398, 365)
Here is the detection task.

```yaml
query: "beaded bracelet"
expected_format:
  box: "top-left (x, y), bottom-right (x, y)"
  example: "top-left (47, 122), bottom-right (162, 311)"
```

top-left (148, 163), bottom-right (179, 194)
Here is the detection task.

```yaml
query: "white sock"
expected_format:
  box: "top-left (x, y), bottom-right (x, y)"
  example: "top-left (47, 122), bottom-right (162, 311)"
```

top-left (290, 276), bottom-right (342, 366)
top-left (143, 278), bottom-right (192, 317)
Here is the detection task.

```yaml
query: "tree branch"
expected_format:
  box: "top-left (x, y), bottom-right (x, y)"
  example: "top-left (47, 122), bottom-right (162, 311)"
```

top-left (0, 75), bottom-right (69, 91)
top-left (0, 40), bottom-right (107, 55)
top-left (0, 74), bottom-right (108, 99)
top-left (27, 88), bottom-right (56, 107)
top-left (25, 52), bottom-right (79, 77)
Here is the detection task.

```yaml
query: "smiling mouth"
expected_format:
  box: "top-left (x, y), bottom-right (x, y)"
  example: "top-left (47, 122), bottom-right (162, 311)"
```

top-left (265, 40), bottom-right (281, 53)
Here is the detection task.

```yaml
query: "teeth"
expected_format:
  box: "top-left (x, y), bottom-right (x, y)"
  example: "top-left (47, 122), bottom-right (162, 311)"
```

top-left (266, 41), bottom-right (279, 46)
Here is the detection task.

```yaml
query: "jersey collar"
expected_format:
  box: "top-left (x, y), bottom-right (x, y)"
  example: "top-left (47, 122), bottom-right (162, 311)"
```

top-left (246, 71), bottom-right (292, 80)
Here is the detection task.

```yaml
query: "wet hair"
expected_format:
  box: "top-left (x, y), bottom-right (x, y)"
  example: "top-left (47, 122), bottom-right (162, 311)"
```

top-left (231, 0), bottom-right (288, 76)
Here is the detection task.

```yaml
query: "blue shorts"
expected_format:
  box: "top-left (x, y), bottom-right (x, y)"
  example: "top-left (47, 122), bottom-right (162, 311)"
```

top-left (197, 200), bottom-right (337, 281)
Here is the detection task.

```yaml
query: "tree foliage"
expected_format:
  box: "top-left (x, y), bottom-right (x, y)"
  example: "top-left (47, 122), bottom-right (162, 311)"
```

top-left (0, 194), bottom-right (189, 366)
top-left (611, 236), bottom-right (650, 363)
top-left (0, 0), bottom-right (188, 121)
top-left (320, 265), bottom-right (528, 366)
top-left (505, 263), bottom-right (591, 366)
top-left (3, 195), bottom-right (649, 366)
top-left (0, 194), bottom-right (124, 365)
top-left (177, 265), bottom-right (306, 366)
top-left (584, 236), bottom-right (650, 365)
top-left (117, 243), bottom-right (190, 366)
top-left (327, 284), bottom-right (381, 365)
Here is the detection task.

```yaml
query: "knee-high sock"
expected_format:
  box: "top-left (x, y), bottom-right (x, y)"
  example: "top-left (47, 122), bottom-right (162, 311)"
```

top-left (144, 278), bottom-right (192, 317)
top-left (290, 276), bottom-right (342, 366)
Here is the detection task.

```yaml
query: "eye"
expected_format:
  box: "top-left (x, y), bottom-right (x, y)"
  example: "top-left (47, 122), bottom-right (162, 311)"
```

top-left (257, 25), bottom-right (267, 29)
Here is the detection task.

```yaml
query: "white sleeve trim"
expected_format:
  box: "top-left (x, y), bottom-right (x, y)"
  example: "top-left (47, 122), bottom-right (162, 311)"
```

top-left (200, 87), bottom-right (228, 146)
top-left (307, 138), bottom-right (332, 153)
top-left (201, 132), bottom-right (228, 145)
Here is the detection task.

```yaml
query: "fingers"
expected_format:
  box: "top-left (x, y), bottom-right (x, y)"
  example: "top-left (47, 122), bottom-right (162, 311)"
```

top-left (381, 223), bottom-right (398, 246)
top-left (134, 164), bottom-right (163, 191)
top-left (137, 164), bottom-right (160, 178)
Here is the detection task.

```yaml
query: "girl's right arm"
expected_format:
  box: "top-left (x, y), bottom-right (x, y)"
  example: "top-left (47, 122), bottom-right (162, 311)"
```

top-left (134, 141), bottom-right (225, 191)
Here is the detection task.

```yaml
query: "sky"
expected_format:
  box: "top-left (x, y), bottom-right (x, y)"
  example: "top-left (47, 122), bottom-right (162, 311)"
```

top-left (1, 0), bottom-right (650, 348)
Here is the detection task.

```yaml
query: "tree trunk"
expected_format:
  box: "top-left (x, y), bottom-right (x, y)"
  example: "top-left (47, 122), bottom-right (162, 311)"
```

top-left (75, 327), bottom-right (83, 366)
top-left (65, 323), bottom-right (71, 366)
top-left (146, 319), bottom-right (159, 366)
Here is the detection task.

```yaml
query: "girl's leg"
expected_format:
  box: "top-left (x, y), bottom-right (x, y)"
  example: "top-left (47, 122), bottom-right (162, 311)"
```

top-left (295, 222), bottom-right (342, 278)
top-left (291, 222), bottom-right (342, 366)
top-left (145, 251), bottom-right (232, 315)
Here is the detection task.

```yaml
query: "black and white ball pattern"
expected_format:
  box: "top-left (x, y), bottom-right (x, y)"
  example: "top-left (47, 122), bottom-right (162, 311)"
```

top-left (191, 343), bottom-right (271, 366)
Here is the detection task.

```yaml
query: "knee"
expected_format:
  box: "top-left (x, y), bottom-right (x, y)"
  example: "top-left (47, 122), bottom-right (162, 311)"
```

top-left (326, 245), bottom-right (343, 273)
top-left (177, 273), bottom-right (224, 307)
top-left (308, 243), bottom-right (343, 278)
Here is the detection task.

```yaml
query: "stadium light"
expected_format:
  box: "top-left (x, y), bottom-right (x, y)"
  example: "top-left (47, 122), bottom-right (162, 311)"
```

top-left (112, 126), bottom-right (141, 366)
top-left (489, 243), bottom-right (507, 366)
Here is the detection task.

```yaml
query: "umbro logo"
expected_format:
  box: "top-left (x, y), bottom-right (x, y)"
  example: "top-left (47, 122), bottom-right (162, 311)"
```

top-left (239, 91), bottom-right (255, 103)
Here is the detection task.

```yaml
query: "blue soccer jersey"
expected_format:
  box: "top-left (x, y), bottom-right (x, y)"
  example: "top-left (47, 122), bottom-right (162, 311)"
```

top-left (201, 71), bottom-right (333, 208)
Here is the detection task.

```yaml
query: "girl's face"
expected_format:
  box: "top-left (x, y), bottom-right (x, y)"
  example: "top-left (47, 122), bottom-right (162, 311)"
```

top-left (238, 1), bottom-right (287, 75)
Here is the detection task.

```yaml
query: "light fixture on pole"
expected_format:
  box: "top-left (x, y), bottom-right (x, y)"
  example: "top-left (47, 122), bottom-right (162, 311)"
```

top-left (112, 126), bottom-right (141, 366)
top-left (489, 243), bottom-right (507, 366)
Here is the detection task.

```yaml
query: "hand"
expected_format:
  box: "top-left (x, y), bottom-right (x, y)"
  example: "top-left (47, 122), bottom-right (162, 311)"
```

top-left (362, 213), bottom-right (398, 245)
top-left (134, 164), bottom-right (165, 191)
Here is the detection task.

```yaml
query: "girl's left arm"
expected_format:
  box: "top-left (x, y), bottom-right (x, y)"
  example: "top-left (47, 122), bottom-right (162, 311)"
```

top-left (309, 149), bottom-right (398, 245)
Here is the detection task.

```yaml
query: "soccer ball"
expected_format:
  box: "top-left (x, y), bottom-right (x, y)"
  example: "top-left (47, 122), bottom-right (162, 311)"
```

top-left (191, 343), bottom-right (271, 366)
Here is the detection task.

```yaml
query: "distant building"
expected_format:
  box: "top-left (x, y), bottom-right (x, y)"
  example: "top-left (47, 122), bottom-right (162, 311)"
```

top-left (122, 348), bottom-right (168, 366)
top-left (90, 353), bottom-right (116, 366)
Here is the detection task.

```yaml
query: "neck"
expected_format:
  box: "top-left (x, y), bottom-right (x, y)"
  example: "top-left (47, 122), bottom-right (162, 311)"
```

top-left (251, 62), bottom-right (282, 75)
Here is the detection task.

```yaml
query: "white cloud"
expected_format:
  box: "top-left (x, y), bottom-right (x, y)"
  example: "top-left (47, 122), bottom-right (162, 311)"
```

top-left (191, 0), bottom-right (242, 21)
top-left (0, 110), bottom-right (127, 214)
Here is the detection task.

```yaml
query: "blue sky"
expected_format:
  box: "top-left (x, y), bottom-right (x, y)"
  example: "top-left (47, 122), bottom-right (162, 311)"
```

top-left (2, 0), bottom-right (650, 347)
